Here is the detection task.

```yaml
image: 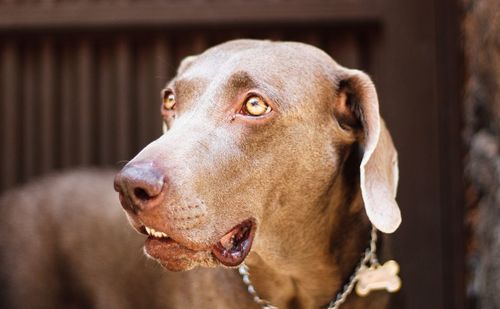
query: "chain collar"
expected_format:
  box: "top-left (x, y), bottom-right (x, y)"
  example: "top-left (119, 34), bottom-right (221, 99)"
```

top-left (238, 226), bottom-right (379, 309)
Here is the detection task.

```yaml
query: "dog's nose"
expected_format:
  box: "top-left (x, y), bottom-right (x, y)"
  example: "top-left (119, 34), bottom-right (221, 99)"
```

top-left (114, 163), bottom-right (165, 211)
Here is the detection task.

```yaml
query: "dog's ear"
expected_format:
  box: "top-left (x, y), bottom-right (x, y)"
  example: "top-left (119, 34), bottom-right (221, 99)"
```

top-left (177, 55), bottom-right (198, 75)
top-left (335, 68), bottom-right (401, 233)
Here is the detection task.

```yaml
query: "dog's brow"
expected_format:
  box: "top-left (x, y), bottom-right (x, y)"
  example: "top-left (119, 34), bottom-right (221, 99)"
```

top-left (172, 78), bottom-right (205, 95)
top-left (226, 71), bottom-right (258, 90)
top-left (225, 71), bottom-right (282, 107)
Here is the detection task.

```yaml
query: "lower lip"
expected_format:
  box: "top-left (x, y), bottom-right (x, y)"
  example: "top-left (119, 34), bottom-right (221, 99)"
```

top-left (143, 219), bottom-right (256, 269)
top-left (144, 237), bottom-right (206, 271)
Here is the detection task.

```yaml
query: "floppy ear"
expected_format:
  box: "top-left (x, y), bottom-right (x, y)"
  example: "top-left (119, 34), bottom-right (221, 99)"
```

top-left (336, 68), bottom-right (401, 233)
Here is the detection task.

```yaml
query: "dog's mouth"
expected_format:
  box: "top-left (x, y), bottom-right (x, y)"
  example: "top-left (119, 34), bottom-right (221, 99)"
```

top-left (211, 220), bottom-right (255, 267)
top-left (141, 219), bottom-right (256, 271)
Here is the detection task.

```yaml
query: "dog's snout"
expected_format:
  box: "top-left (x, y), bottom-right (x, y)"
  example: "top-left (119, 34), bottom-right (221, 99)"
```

top-left (114, 163), bottom-right (165, 211)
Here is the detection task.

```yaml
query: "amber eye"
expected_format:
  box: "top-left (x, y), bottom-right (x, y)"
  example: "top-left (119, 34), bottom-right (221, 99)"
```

top-left (162, 92), bottom-right (176, 110)
top-left (242, 95), bottom-right (271, 116)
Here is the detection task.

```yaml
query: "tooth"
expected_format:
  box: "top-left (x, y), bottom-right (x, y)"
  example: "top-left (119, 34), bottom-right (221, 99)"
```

top-left (220, 231), bottom-right (236, 250)
top-left (144, 226), bottom-right (169, 238)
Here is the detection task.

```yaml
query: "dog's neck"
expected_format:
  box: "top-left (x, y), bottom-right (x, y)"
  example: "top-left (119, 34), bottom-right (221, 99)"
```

top-left (244, 151), bottom-right (373, 308)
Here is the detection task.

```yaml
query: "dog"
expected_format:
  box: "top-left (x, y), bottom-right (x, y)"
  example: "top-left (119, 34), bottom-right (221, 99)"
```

top-left (113, 39), bottom-right (401, 308)
top-left (0, 39), bottom-right (400, 309)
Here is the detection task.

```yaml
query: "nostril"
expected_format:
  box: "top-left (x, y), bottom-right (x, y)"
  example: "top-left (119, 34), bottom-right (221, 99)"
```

top-left (134, 187), bottom-right (153, 201)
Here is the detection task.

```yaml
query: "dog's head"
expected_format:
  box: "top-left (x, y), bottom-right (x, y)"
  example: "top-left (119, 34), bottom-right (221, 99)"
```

top-left (114, 39), bottom-right (400, 272)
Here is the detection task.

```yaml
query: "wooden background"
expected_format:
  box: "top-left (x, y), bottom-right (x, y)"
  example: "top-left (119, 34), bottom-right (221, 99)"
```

top-left (0, 0), bottom-right (464, 308)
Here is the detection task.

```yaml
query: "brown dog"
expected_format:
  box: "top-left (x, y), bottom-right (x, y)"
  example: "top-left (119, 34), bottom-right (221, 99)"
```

top-left (113, 39), bottom-right (401, 308)
top-left (0, 39), bottom-right (400, 309)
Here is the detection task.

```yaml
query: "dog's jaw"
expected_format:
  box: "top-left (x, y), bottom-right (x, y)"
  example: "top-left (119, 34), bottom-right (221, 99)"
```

top-left (142, 219), bottom-right (256, 271)
top-left (144, 237), bottom-right (217, 271)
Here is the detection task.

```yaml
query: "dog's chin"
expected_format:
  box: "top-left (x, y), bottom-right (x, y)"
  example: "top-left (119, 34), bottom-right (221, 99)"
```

top-left (143, 219), bottom-right (256, 272)
top-left (144, 237), bottom-right (217, 271)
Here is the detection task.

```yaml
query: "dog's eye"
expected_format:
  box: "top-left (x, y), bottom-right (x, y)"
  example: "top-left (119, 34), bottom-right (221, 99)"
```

top-left (241, 96), bottom-right (271, 116)
top-left (162, 92), bottom-right (176, 110)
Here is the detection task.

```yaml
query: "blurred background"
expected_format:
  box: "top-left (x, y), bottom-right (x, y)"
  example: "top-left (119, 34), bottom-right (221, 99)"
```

top-left (0, 0), bottom-right (498, 308)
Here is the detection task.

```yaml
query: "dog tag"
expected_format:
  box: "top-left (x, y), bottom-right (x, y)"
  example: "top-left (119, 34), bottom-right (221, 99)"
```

top-left (355, 260), bottom-right (401, 296)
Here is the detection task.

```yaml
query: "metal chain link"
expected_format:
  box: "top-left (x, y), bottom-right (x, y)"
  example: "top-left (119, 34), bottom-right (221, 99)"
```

top-left (238, 264), bottom-right (278, 309)
top-left (327, 226), bottom-right (378, 309)
top-left (238, 226), bottom-right (378, 309)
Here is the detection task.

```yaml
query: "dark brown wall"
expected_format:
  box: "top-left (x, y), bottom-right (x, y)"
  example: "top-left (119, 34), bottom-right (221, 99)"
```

top-left (0, 0), bottom-right (464, 308)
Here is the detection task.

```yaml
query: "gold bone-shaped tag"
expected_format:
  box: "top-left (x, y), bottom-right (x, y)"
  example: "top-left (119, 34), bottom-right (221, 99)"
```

top-left (355, 260), bottom-right (402, 296)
